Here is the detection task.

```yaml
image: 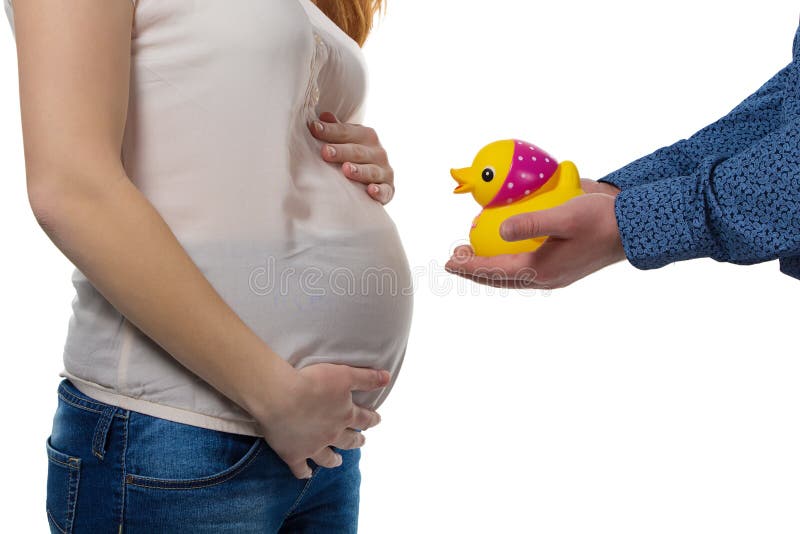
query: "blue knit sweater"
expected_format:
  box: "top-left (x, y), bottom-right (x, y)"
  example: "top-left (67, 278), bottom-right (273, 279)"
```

top-left (599, 23), bottom-right (800, 280)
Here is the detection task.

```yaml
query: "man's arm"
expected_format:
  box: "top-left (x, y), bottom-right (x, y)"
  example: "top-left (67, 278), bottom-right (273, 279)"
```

top-left (598, 62), bottom-right (792, 191)
top-left (612, 118), bottom-right (800, 278)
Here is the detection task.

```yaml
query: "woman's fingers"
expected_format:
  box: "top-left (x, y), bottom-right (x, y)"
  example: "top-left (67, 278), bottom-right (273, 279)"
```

top-left (319, 111), bottom-right (339, 124)
top-left (351, 406), bottom-right (381, 431)
top-left (348, 367), bottom-right (391, 392)
top-left (332, 430), bottom-right (366, 450)
top-left (311, 447), bottom-right (343, 469)
top-left (322, 143), bottom-right (382, 165)
top-left (310, 119), bottom-right (377, 145)
top-left (309, 113), bottom-right (393, 205)
top-left (342, 162), bottom-right (389, 184)
top-left (366, 183), bottom-right (394, 204)
top-left (342, 163), bottom-right (394, 204)
top-left (262, 364), bottom-right (389, 481)
top-left (287, 459), bottom-right (313, 480)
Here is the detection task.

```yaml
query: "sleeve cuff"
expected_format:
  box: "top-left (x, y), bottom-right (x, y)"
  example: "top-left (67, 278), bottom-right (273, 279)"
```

top-left (779, 256), bottom-right (800, 280)
top-left (598, 169), bottom-right (638, 191)
top-left (598, 144), bottom-right (693, 191)
top-left (613, 174), bottom-right (716, 270)
top-left (597, 175), bottom-right (625, 190)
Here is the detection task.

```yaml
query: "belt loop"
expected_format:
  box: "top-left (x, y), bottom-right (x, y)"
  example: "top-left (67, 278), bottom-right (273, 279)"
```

top-left (92, 406), bottom-right (117, 461)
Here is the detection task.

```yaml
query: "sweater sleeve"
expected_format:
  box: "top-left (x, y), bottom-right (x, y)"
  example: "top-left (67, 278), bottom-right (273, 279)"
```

top-left (612, 117), bottom-right (800, 279)
top-left (598, 62), bottom-right (792, 191)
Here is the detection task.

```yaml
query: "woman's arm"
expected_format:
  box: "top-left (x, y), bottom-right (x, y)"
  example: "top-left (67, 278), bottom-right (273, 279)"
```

top-left (14, 0), bottom-right (387, 479)
top-left (598, 61), bottom-right (792, 191)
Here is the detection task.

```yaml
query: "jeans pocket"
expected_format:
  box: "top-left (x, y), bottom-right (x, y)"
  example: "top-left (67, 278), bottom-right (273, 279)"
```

top-left (124, 412), bottom-right (266, 491)
top-left (45, 437), bottom-right (81, 534)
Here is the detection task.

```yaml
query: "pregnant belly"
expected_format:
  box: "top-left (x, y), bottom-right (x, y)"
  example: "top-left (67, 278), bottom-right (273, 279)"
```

top-left (190, 216), bottom-right (414, 410)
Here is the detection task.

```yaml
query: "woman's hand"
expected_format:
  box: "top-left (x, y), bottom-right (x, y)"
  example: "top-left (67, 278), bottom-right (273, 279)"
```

top-left (445, 193), bottom-right (626, 289)
top-left (309, 112), bottom-right (395, 205)
top-left (253, 363), bottom-right (390, 480)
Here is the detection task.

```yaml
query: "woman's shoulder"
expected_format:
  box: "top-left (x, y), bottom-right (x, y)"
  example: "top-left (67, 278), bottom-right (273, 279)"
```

top-left (4, 0), bottom-right (137, 38)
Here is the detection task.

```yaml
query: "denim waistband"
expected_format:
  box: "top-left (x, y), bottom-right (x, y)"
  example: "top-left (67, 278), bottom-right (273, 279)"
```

top-left (57, 379), bottom-right (129, 461)
top-left (57, 378), bottom-right (128, 420)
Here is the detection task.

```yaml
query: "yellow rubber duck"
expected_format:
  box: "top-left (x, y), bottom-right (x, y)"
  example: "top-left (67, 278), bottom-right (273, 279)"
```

top-left (451, 139), bottom-right (584, 256)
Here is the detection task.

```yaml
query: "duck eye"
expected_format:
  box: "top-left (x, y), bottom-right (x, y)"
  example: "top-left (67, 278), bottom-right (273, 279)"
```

top-left (481, 167), bottom-right (495, 182)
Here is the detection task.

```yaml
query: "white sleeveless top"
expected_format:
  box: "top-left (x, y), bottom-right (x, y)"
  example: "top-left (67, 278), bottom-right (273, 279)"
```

top-left (4, 0), bottom-right (413, 436)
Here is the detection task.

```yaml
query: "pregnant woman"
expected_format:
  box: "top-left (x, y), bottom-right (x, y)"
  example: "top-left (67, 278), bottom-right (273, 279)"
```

top-left (5, 0), bottom-right (412, 531)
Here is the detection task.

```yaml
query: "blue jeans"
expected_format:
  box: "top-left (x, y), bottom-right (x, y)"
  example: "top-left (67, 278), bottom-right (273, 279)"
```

top-left (45, 378), bottom-right (361, 533)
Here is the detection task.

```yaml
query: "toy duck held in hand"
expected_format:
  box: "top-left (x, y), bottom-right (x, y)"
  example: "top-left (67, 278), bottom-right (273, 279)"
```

top-left (451, 139), bottom-right (584, 256)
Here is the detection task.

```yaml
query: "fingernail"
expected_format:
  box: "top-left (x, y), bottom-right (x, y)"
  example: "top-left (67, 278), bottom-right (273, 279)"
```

top-left (326, 145), bottom-right (336, 157)
top-left (348, 163), bottom-right (359, 175)
top-left (313, 121), bottom-right (324, 133)
top-left (334, 454), bottom-right (343, 467)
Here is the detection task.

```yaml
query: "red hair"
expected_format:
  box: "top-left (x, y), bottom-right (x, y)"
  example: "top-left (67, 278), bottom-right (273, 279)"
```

top-left (312, 0), bottom-right (384, 46)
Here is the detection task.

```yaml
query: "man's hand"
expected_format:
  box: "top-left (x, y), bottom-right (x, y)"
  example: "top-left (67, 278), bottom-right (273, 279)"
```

top-left (445, 192), bottom-right (626, 289)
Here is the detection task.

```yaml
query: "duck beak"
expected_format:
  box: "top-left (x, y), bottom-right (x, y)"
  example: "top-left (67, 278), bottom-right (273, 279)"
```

top-left (451, 168), bottom-right (473, 194)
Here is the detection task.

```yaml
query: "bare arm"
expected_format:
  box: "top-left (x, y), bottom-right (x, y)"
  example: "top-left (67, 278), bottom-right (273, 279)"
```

top-left (14, 0), bottom-right (388, 479)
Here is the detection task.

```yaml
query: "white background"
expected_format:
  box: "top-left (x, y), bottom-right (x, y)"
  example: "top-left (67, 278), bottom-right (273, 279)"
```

top-left (2, 1), bottom-right (800, 532)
